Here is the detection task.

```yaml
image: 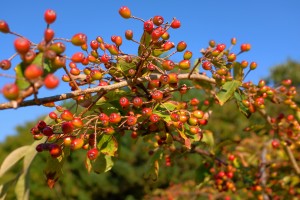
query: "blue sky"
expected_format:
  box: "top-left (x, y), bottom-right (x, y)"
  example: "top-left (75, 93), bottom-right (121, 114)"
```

top-left (0, 0), bottom-right (300, 141)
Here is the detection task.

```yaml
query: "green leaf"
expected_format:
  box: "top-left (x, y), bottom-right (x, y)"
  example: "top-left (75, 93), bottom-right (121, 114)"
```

top-left (0, 146), bottom-right (29, 177)
top-left (116, 58), bottom-right (136, 75)
top-left (216, 80), bottom-right (241, 106)
top-left (233, 62), bottom-right (244, 81)
top-left (143, 149), bottom-right (162, 181)
top-left (234, 91), bottom-right (251, 118)
top-left (202, 130), bottom-right (214, 150)
top-left (15, 172), bottom-right (29, 200)
top-left (138, 31), bottom-right (151, 56)
top-left (92, 155), bottom-right (114, 174)
top-left (15, 53), bottom-right (55, 90)
top-left (195, 162), bottom-right (211, 184)
top-left (160, 101), bottom-right (177, 111)
top-left (97, 135), bottom-right (118, 157)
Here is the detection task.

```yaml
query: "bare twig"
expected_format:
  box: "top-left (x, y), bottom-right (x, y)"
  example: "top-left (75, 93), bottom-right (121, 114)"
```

top-left (0, 73), bottom-right (215, 110)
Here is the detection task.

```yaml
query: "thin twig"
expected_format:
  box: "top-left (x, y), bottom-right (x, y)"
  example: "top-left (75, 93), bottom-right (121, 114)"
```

top-left (0, 73), bottom-right (215, 110)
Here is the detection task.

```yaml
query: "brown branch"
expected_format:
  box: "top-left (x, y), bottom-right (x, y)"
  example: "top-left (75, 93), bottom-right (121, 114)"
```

top-left (0, 73), bottom-right (215, 110)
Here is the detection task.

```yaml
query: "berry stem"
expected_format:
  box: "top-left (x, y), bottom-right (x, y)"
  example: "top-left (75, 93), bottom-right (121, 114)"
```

top-left (62, 65), bottom-right (81, 91)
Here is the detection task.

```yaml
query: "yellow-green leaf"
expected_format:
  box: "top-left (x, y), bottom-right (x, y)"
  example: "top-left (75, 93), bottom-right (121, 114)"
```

top-left (216, 80), bottom-right (241, 106)
top-left (97, 135), bottom-right (118, 157)
top-left (92, 155), bottom-right (114, 174)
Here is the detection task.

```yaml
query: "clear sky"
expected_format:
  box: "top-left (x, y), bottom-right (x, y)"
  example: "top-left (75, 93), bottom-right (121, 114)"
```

top-left (0, 0), bottom-right (300, 141)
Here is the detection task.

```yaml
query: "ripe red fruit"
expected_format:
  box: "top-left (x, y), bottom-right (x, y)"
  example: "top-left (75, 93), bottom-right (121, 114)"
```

top-left (44, 9), bottom-right (57, 24)
top-left (202, 61), bottom-right (212, 70)
top-left (132, 97), bottom-right (143, 108)
top-left (49, 112), bottom-right (57, 119)
top-left (113, 36), bottom-right (122, 46)
top-left (148, 79), bottom-right (161, 90)
top-left (37, 120), bottom-right (47, 131)
top-left (131, 131), bottom-right (138, 139)
top-left (0, 59), bottom-right (11, 70)
top-left (126, 116), bottom-right (137, 126)
top-left (90, 40), bottom-right (99, 50)
top-left (171, 19), bottom-right (181, 29)
top-left (71, 33), bottom-right (87, 46)
top-left (44, 28), bottom-right (55, 43)
top-left (125, 30), bottom-right (133, 40)
top-left (14, 37), bottom-right (31, 54)
top-left (149, 114), bottom-right (160, 123)
top-left (72, 117), bottom-right (83, 128)
top-left (71, 52), bottom-right (85, 63)
top-left (109, 113), bottom-right (121, 124)
top-left (100, 54), bottom-right (110, 63)
top-left (0, 20), bottom-right (10, 33)
top-left (90, 69), bottom-right (103, 80)
top-left (190, 98), bottom-right (200, 106)
top-left (152, 90), bottom-right (163, 101)
top-left (87, 148), bottom-right (99, 160)
top-left (61, 110), bottom-right (73, 121)
top-left (44, 73), bottom-right (59, 89)
top-left (227, 53), bottom-right (236, 62)
top-left (36, 143), bottom-right (45, 152)
top-left (272, 139), bottom-right (280, 149)
top-left (240, 60), bottom-right (248, 68)
top-left (159, 74), bottom-right (170, 85)
top-left (119, 96), bottom-right (130, 108)
top-left (216, 44), bottom-right (226, 52)
top-left (151, 27), bottom-right (164, 41)
top-left (49, 144), bottom-right (62, 158)
top-left (119, 6), bottom-right (131, 19)
top-left (61, 122), bottom-right (74, 134)
top-left (153, 15), bottom-right (164, 26)
top-left (162, 60), bottom-right (175, 71)
top-left (70, 67), bottom-right (80, 75)
top-left (70, 138), bottom-right (84, 150)
top-left (240, 43), bottom-right (251, 52)
top-left (24, 64), bottom-right (43, 81)
top-left (142, 107), bottom-right (152, 117)
top-left (42, 126), bottom-right (54, 136)
top-left (162, 41), bottom-right (175, 51)
top-left (144, 20), bottom-right (154, 33)
top-left (2, 83), bottom-right (19, 100)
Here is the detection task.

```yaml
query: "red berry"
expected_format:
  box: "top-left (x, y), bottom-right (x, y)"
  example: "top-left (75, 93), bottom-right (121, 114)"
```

top-left (125, 30), bottom-right (133, 40)
top-left (142, 107), bottom-right (152, 117)
top-left (87, 148), bottom-right (99, 160)
top-left (104, 127), bottom-right (115, 135)
top-left (152, 90), bottom-right (163, 101)
top-left (240, 60), bottom-right (248, 68)
top-left (14, 37), bottom-right (31, 54)
top-left (90, 69), bottom-right (103, 80)
top-left (49, 144), bottom-right (62, 158)
top-left (227, 53), bottom-right (236, 62)
top-left (42, 126), bottom-right (54, 136)
top-left (49, 112), bottom-right (57, 119)
top-left (171, 19), bottom-right (181, 29)
top-left (44, 9), bottom-right (57, 24)
top-left (216, 44), bottom-right (226, 52)
top-left (119, 6), bottom-right (131, 19)
top-left (126, 116), bottom-right (137, 126)
top-left (100, 54), bottom-right (110, 63)
top-left (109, 113), bottom-right (121, 124)
top-left (36, 143), bottom-right (45, 152)
top-left (272, 139), bottom-right (280, 149)
top-left (60, 110), bottom-right (73, 121)
top-left (153, 15), bottom-right (164, 26)
top-left (151, 27), bottom-right (164, 41)
top-left (0, 59), bottom-right (11, 70)
top-left (240, 43), bottom-right (251, 52)
top-left (72, 117), bottom-right (83, 128)
top-left (71, 33), bottom-right (87, 46)
top-left (190, 98), bottom-right (200, 106)
top-left (119, 97), bottom-right (130, 108)
top-left (202, 61), bottom-right (212, 70)
top-left (71, 52), bottom-right (85, 63)
top-left (149, 114), bottom-right (160, 123)
top-left (0, 20), bottom-right (10, 33)
top-left (147, 79), bottom-right (161, 90)
top-left (70, 138), bottom-right (84, 150)
top-left (131, 131), bottom-right (138, 139)
top-left (61, 122), bottom-right (74, 134)
top-left (162, 41), bottom-right (175, 51)
top-left (89, 40), bottom-right (98, 50)
top-left (44, 73), bottom-right (59, 89)
top-left (132, 97), bottom-right (143, 108)
top-left (144, 20), bottom-right (154, 33)
top-left (99, 113), bottom-right (109, 121)
top-left (44, 28), bottom-right (55, 43)
top-left (159, 74), bottom-right (170, 85)
top-left (2, 83), bottom-right (19, 100)
top-left (24, 64), bottom-right (44, 80)
top-left (162, 60), bottom-right (175, 71)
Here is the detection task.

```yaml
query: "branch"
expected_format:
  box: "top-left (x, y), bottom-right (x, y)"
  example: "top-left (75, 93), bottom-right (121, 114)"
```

top-left (0, 73), bottom-right (215, 110)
